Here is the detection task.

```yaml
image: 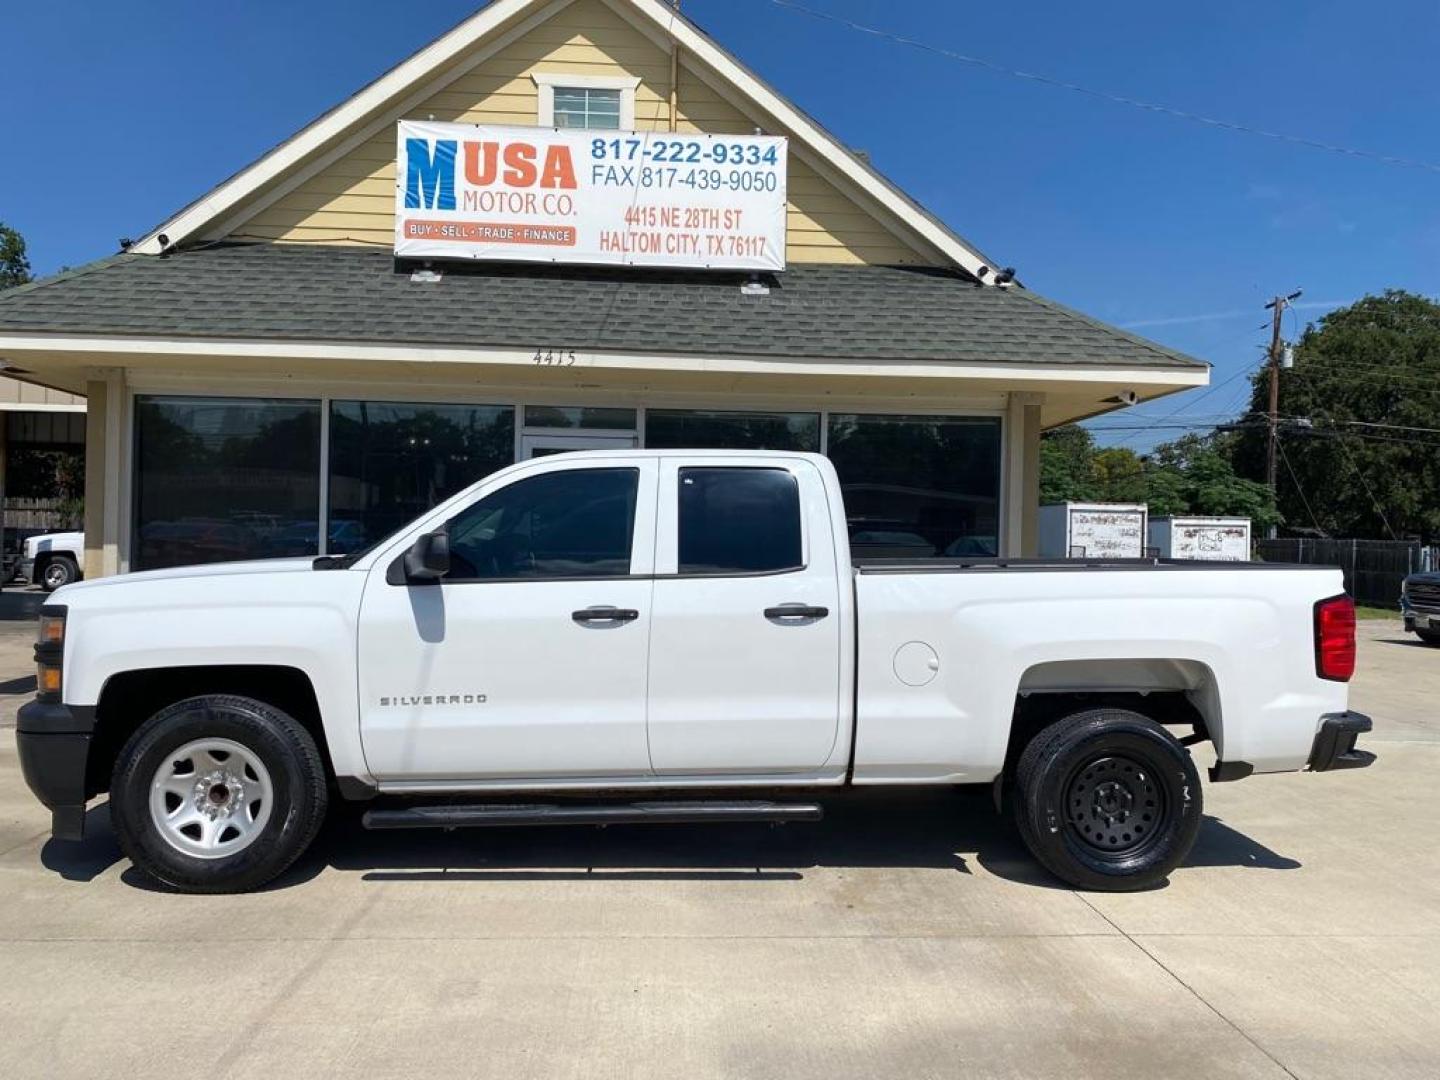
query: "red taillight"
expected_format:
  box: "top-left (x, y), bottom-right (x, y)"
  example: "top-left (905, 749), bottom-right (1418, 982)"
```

top-left (1315, 594), bottom-right (1356, 682)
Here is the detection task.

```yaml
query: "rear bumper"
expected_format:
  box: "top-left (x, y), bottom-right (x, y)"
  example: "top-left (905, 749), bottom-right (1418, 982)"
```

top-left (1306, 711), bottom-right (1375, 772)
top-left (16, 700), bottom-right (97, 841)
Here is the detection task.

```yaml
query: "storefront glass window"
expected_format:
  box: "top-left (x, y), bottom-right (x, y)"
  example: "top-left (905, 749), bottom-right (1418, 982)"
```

top-left (328, 401), bottom-right (515, 554)
top-left (826, 414), bottom-right (1002, 560)
top-left (644, 409), bottom-right (821, 451)
top-left (133, 396), bottom-right (321, 570)
top-left (523, 405), bottom-right (636, 431)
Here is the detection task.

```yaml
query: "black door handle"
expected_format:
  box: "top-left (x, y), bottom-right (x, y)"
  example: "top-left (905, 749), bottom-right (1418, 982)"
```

top-left (572, 606), bottom-right (640, 624)
top-left (764, 603), bottom-right (830, 621)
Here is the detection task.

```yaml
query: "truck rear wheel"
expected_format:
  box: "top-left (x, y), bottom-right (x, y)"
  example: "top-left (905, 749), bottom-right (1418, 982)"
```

top-left (1012, 708), bottom-right (1201, 891)
top-left (110, 695), bottom-right (328, 893)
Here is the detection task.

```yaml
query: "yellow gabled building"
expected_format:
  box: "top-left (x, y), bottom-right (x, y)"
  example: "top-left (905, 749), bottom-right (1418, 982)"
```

top-left (0, 0), bottom-right (1205, 578)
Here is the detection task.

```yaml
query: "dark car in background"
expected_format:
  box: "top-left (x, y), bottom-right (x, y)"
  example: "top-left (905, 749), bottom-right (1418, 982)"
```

top-left (1401, 572), bottom-right (1440, 645)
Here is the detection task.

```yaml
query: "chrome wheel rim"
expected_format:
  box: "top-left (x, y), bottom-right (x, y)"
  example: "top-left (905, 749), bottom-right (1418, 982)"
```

top-left (148, 738), bottom-right (273, 859)
top-left (42, 563), bottom-right (68, 589)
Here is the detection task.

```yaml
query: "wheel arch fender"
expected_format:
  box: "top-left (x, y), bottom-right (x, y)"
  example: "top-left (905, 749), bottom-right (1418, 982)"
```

top-left (88, 662), bottom-right (354, 798)
top-left (1007, 656), bottom-right (1224, 773)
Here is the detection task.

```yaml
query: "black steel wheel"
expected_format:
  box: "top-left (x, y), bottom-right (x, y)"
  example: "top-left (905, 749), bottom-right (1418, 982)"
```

top-left (1064, 754), bottom-right (1166, 860)
top-left (1013, 708), bottom-right (1201, 891)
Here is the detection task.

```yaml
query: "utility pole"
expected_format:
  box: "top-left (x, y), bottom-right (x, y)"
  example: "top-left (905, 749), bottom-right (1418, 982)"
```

top-left (1264, 288), bottom-right (1303, 539)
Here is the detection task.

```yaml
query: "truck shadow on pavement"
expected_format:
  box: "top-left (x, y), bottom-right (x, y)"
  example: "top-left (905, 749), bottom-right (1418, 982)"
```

top-left (42, 789), bottom-right (1307, 892)
top-left (1377, 637), bottom-right (1439, 649)
top-left (40, 786), bottom-right (1300, 892)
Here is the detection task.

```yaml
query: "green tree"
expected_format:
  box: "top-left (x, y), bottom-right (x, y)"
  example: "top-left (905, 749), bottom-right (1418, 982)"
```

top-left (1231, 291), bottom-right (1440, 538)
top-left (0, 222), bottom-right (32, 290)
top-left (1041, 424), bottom-right (1277, 526)
top-left (1039, 424), bottom-right (1100, 503)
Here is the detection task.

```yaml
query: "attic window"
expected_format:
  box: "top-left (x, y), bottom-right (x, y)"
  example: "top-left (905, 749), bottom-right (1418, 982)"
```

top-left (554, 88), bottom-right (621, 130)
top-left (533, 73), bottom-right (640, 130)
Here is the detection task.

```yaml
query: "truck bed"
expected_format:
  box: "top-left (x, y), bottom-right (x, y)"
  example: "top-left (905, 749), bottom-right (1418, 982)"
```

top-left (848, 557), bottom-right (1348, 784)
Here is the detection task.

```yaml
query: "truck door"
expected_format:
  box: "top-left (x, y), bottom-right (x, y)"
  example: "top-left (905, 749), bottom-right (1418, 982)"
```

top-left (357, 459), bottom-right (659, 781)
top-left (646, 459), bottom-right (843, 774)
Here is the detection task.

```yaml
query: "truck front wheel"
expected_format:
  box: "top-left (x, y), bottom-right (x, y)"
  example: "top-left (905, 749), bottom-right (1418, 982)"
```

top-left (39, 555), bottom-right (79, 592)
top-left (110, 695), bottom-right (328, 893)
top-left (1012, 708), bottom-right (1202, 891)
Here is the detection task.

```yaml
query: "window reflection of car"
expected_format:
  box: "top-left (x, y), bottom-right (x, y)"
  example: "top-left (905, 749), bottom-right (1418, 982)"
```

top-left (325, 520), bottom-right (368, 553)
top-left (139, 519), bottom-right (254, 565)
top-left (848, 528), bottom-right (936, 559)
top-left (944, 535), bottom-right (999, 557)
top-left (230, 511), bottom-right (283, 540)
top-left (261, 519), bottom-right (367, 557)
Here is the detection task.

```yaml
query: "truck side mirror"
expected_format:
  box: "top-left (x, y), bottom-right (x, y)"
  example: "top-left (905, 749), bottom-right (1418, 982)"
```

top-left (402, 531), bottom-right (450, 583)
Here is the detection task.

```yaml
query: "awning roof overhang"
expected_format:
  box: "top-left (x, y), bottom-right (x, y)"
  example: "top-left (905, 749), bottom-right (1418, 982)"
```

top-left (0, 333), bottom-right (1206, 428)
top-left (0, 246), bottom-right (1208, 427)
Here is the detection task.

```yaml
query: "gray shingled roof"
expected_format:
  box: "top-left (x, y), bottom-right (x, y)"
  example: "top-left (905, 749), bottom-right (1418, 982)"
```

top-left (0, 244), bottom-right (1202, 369)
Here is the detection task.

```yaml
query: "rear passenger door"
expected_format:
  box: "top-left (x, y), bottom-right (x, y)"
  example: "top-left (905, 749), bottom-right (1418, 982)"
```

top-left (646, 459), bottom-right (843, 774)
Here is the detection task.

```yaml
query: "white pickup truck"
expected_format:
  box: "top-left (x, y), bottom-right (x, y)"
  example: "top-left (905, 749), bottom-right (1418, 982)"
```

top-left (17, 450), bottom-right (1372, 894)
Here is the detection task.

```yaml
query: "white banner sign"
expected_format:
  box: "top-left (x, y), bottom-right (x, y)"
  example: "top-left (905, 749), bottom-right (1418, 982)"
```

top-left (394, 121), bottom-right (788, 271)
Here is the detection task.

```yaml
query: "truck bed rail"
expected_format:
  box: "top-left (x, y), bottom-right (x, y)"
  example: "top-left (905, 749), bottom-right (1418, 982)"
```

top-left (853, 557), bottom-right (1319, 574)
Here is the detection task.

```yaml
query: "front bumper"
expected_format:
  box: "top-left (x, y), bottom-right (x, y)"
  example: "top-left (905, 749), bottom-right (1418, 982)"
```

top-left (1306, 711), bottom-right (1375, 772)
top-left (16, 700), bottom-right (97, 840)
top-left (1403, 607), bottom-right (1440, 632)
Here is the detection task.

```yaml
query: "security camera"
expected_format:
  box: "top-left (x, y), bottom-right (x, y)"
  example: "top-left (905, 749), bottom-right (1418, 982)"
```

top-left (1104, 390), bottom-right (1140, 407)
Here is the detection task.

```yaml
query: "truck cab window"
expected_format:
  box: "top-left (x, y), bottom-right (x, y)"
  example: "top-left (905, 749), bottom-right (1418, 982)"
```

top-left (446, 468), bottom-right (638, 579)
top-left (678, 467), bottom-right (802, 575)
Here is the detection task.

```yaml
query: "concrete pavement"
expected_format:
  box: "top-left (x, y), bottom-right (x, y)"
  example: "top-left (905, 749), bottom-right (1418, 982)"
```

top-left (0, 619), bottom-right (1435, 1079)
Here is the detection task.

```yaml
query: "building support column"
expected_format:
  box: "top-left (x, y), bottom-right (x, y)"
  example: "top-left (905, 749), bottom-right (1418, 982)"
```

top-left (1004, 392), bottom-right (1044, 557)
top-left (82, 369), bottom-right (124, 578)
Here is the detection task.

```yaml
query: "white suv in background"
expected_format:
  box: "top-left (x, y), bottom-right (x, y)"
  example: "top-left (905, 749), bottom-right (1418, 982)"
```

top-left (19, 531), bottom-right (84, 591)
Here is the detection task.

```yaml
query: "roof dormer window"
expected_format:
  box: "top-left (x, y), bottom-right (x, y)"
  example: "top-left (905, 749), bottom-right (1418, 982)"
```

top-left (532, 73), bottom-right (640, 130)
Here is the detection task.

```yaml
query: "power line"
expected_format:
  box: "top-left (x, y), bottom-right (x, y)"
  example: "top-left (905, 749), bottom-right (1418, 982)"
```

top-left (1276, 436), bottom-right (1327, 536)
top-left (764, 0), bottom-right (1440, 174)
top-left (1290, 367), bottom-right (1440, 396)
top-left (1106, 356), bottom-right (1265, 447)
top-left (1334, 434), bottom-right (1397, 538)
top-left (1325, 418), bottom-right (1440, 436)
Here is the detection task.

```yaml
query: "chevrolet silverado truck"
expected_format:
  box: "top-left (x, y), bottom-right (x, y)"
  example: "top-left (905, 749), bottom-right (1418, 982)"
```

top-left (17, 450), bottom-right (1373, 894)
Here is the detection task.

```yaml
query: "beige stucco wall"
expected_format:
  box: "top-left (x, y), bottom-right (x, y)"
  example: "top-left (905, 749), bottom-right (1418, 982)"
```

top-left (81, 380), bottom-right (107, 579)
top-left (81, 374), bottom-right (123, 579)
top-left (234, 0), bottom-right (926, 265)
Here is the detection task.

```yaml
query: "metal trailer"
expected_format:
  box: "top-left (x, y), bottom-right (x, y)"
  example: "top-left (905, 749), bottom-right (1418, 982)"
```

top-left (1149, 516), bottom-right (1253, 562)
top-left (1037, 502), bottom-right (1149, 559)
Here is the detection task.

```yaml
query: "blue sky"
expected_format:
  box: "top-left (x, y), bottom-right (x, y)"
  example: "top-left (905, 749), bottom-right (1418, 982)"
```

top-left (5, 0), bottom-right (1438, 451)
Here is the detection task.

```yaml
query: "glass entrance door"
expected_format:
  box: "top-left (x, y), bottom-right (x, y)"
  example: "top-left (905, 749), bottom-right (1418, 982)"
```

top-left (520, 432), bottom-right (638, 459)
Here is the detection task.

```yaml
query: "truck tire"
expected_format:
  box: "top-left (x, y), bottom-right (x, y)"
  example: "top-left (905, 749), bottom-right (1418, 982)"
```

top-left (1012, 708), bottom-right (1202, 892)
top-left (110, 695), bottom-right (328, 894)
top-left (39, 555), bottom-right (79, 592)
top-left (1415, 629), bottom-right (1440, 646)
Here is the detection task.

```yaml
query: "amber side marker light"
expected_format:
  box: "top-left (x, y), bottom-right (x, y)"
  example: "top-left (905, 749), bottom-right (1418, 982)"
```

top-left (35, 608), bottom-right (66, 703)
